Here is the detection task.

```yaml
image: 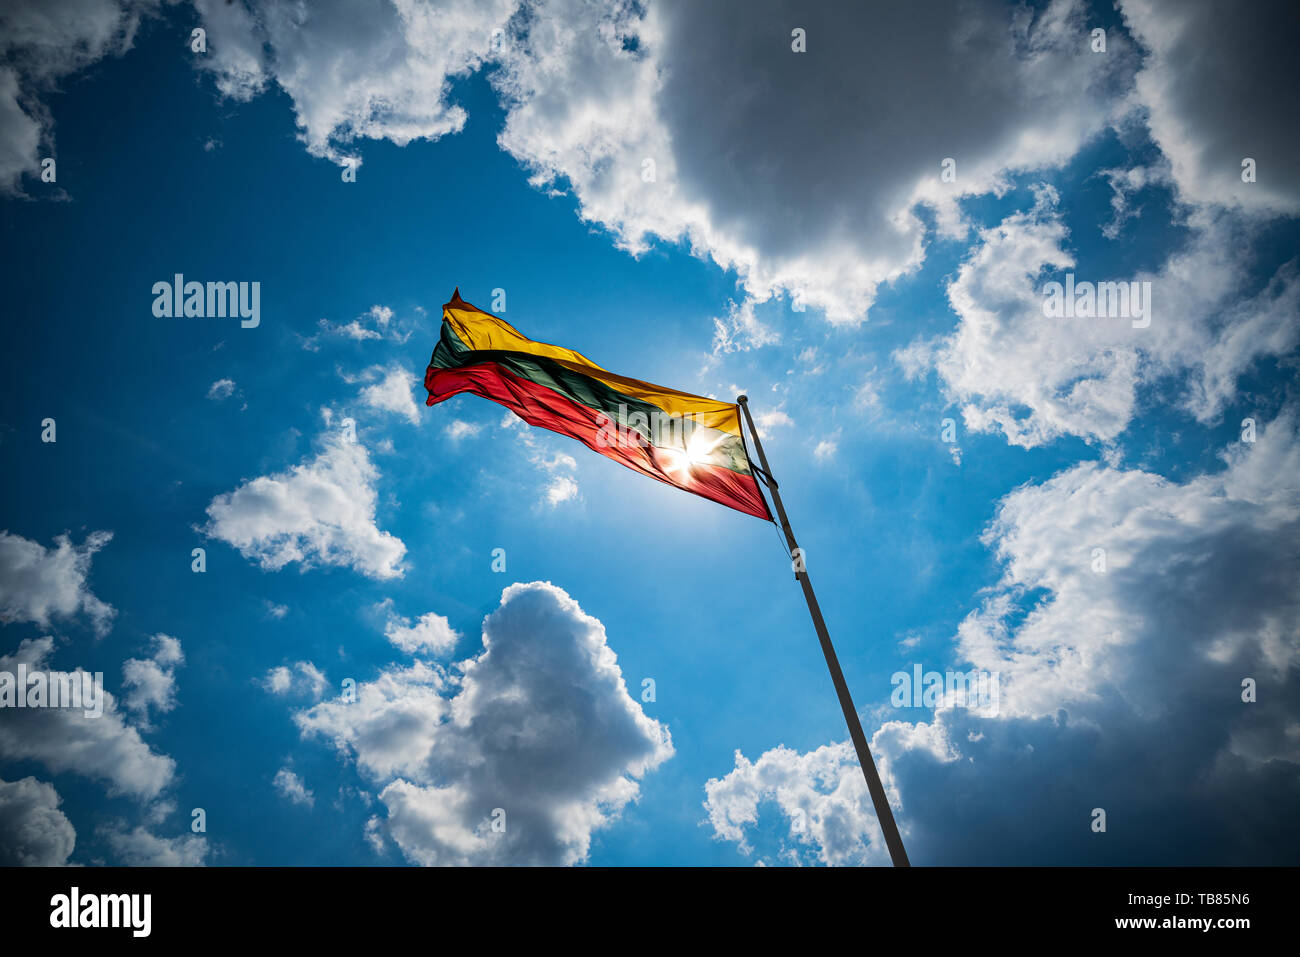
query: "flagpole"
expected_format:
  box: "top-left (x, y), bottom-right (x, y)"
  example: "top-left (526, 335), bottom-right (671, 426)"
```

top-left (737, 395), bottom-right (910, 867)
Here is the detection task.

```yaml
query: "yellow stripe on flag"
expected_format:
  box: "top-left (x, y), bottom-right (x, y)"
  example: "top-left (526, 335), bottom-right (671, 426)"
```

top-left (443, 296), bottom-right (743, 435)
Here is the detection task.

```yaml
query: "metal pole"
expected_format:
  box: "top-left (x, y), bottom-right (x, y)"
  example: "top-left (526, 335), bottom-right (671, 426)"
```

top-left (737, 395), bottom-right (910, 867)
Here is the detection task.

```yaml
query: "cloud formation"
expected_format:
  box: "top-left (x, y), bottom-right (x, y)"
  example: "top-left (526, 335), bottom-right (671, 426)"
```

top-left (704, 742), bottom-right (893, 866)
top-left (0, 637), bottom-right (176, 801)
top-left (204, 416), bottom-right (406, 579)
top-left (898, 190), bottom-right (1300, 447)
top-left (181, 0), bottom-right (1136, 323)
top-left (121, 634), bottom-right (184, 726)
top-left (493, 0), bottom-right (1130, 321)
top-left (0, 776), bottom-right (76, 865)
top-left (194, 0), bottom-right (517, 164)
top-left (296, 581), bottom-right (673, 865)
top-left (0, 529), bottom-right (115, 635)
top-left (0, 0), bottom-right (160, 193)
top-left (353, 364), bottom-right (422, 426)
top-left (273, 767), bottom-right (314, 808)
top-left (260, 660), bottom-right (329, 700)
top-left (708, 410), bottom-right (1300, 864)
top-left (100, 822), bottom-right (209, 866)
top-left (383, 608), bottom-right (459, 657)
top-left (1119, 0), bottom-right (1300, 216)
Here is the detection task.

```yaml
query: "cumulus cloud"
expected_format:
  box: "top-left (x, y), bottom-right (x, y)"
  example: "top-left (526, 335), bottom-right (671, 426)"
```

top-left (121, 634), bottom-right (184, 726)
top-left (351, 363), bottom-right (421, 426)
top-left (194, 0), bottom-right (517, 165)
top-left (704, 742), bottom-right (894, 866)
top-left (0, 638), bottom-right (175, 801)
top-left (0, 776), bottom-right (76, 865)
top-left (493, 0), bottom-right (1130, 322)
top-left (204, 416), bottom-right (406, 579)
top-left (360, 371), bottom-right (420, 427)
top-left (0, 0), bottom-right (160, 193)
top-left (184, 0), bottom-right (1132, 322)
top-left (296, 581), bottom-right (673, 865)
top-left (383, 608), bottom-right (459, 657)
top-left (14, 1), bottom-right (1294, 342)
top-left (709, 410), bottom-right (1300, 864)
top-left (957, 410), bottom-right (1300, 722)
top-left (899, 189), bottom-right (1300, 446)
top-left (260, 660), bottom-right (328, 701)
top-left (100, 822), bottom-right (208, 866)
top-left (1119, 0), bottom-right (1300, 216)
top-left (273, 767), bottom-right (314, 808)
top-left (0, 529), bottom-right (115, 635)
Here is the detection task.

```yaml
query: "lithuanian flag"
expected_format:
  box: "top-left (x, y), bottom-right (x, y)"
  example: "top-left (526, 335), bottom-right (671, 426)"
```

top-left (424, 290), bottom-right (773, 520)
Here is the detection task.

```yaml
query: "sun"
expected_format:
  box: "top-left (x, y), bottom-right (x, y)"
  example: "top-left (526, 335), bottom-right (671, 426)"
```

top-left (662, 429), bottom-right (725, 476)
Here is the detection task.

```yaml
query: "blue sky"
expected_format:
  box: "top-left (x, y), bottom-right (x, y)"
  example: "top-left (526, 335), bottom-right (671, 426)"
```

top-left (1, 0), bottom-right (1298, 866)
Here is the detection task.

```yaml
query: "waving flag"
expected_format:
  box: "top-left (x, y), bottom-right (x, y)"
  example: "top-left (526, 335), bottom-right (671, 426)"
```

top-left (424, 290), bottom-right (772, 520)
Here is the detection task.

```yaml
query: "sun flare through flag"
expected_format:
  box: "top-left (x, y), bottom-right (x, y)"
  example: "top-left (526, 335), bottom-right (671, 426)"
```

top-left (424, 290), bottom-right (773, 520)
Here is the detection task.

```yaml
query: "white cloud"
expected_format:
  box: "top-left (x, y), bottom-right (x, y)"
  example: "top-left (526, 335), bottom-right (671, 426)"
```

top-left (854, 374), bottom-right (883, 416)
top-left (100, 823), bottom-right (208, 866)
top-left (956, 410), bottom-right (1300, 721)
top-left (900, 189), bottom-right (1300, 447)
top-left (273, 767), bottom-right (314, 808)
top-left (0, 638), bottom-right (176, 801)
top-left (121, 634), bottom-right (185, 725)
top-left (206, 378), bottom-right (236, 401)
top-left (0, 529), bottom-right (115, 635)
top-left (544, 474), bottom-right (580, 507)
top-left (813, 437), bottom-right (838, 462)
top-left (195, 0), bottom-right (518, 165)
top-left (754, 410), bottom-right (793, 431)
top-left (1097, 161), bottom-right (1165, 240)
top-left (704, 742), bottom-right (896, 866)
top-left (260, 660), bottom-right (328, 701)
top-left (384, 609), bottom-right (459, 657)
top-left (500, 418), bottom-right (583, 508)
top-left (354, 364), bottom-right (421, 426)
top-left (204, 417), bottom-right (406, 579)
top-left (444, 419), bottom-right (481, 441)
top-left (711, 299), bottom-right (779, 356)
top-left (263, 600), bottom-right (289, 620)
top-left (296, 581), bottom-right (673, 865)
top-left (0, 776), bottom-right (76, 865)
top-left (300, 305), bottom-right (412, 351)
top-left (363, 815), bottom-right (385, 854)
